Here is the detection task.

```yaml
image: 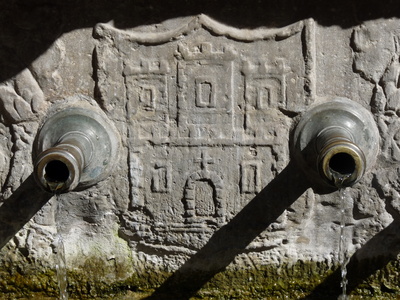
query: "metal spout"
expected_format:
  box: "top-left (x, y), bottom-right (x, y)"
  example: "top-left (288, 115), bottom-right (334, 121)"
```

top-left (315, 127), bottom-right (366, 187)
top-left (292, 98), bottom-right (379, 190)
top-left (34, 132), bottom-right (94, 193)
top-left (33, 96), bottom-right (120, 193)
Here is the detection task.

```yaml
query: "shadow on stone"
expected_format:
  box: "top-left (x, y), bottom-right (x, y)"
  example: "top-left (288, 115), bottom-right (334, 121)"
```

top-left (303, 220), bottom-right (400, 299)
top-left (0, 174), bottom-right (52, 249)
top-left (144, 161), bottom-right (310, 300)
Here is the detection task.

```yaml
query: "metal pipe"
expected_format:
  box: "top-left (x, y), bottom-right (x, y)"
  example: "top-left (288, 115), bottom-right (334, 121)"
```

top-left (33, 96), bottom-right (121, 193)
top-left (34, 132), bottom-right (93, 193)
top-left (292, 98), bottom-right (379, 190)
top-left (315, 127), bottom-right (366, 187)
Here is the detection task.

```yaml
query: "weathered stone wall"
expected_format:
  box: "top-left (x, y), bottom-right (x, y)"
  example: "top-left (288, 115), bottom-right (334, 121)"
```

top-left (1, 1), bottom-right (400, 299)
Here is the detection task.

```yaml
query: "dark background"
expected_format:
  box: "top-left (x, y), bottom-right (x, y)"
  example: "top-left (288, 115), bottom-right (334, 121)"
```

top-left (1, 0), bottom-right (400, 83)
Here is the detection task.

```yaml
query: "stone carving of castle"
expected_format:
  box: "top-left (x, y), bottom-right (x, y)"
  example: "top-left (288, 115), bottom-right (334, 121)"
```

top-left (94, 16), bottom-right (314, 248)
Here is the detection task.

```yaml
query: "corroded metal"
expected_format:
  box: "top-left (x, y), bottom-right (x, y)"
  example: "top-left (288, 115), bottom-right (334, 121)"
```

top-left (33, 96), bottom-right (120, 193)
top-left (292, 97), bottom-right (379, 188)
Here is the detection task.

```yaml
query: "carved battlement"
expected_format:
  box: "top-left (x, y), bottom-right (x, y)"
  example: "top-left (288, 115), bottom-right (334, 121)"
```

top-left (242, 58), bottom-right (290, 76)
top-left (124, 59), bottom-right (170, 76)
top-left (178, 42), bottom-right (237, 61)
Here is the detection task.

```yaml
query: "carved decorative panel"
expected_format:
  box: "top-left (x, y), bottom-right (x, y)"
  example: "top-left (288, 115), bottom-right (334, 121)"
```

top-left (94, 15), bottom-right (316, 253)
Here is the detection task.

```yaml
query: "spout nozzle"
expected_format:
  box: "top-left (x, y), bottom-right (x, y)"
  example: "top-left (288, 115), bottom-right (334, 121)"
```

top-left (34, 145), bottom-right (83, 193)
top-left (318, 141), bottom-right (366, 187)
top-left (33, 98), bottom-right (121, 193)
top-left (292, 98), bottom-right (379, 190)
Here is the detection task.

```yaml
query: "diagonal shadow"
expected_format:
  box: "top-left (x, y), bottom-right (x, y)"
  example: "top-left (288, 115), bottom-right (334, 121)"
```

top-left (0, 174), bottom-right (52, 249)
top-left (303, 219), bottom-right (400, 299)
top-left (145, 161), bottom-right (310, 300)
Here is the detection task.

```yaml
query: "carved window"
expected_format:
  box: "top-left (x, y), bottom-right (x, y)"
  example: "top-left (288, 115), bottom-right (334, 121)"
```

top-left (139, 85), bottom-right (157, 111)
top-left (195, 78), bottom-right (216, 108)
top-left (246, 77), bottom-right (282, 110)
top-left (241, 161), bottom-right (261, 193)
top-left (257, 86), bottom-right (272, 109)
top-left (151, 164), bottom-right (170, 193)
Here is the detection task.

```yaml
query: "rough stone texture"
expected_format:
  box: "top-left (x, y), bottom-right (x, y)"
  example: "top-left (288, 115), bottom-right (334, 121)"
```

top-left (2, 1), bottom-right (400, 299)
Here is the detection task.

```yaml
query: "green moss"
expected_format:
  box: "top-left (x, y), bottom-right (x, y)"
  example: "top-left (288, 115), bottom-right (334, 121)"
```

top-left (1, 257), bottom-right (400, 299)
top-left (0, 268), bottom-right (58, 299)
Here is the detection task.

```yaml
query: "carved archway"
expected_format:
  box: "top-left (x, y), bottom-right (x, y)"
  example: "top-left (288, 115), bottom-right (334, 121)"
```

top-left (183, 169), bottom-right (225, 225)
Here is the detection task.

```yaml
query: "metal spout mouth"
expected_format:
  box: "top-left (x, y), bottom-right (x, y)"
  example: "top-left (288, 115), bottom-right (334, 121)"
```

top-left (33, 97), bottom-right (121, 193)
top-left (318, 140), bottom-right (366, 187)
top-left (34, 145), bottom-right (84, 193)
top-left (292, 98), bottom-right (379, 191)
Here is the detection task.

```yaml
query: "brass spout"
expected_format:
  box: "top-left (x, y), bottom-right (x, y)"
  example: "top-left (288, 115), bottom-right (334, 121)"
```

top-left (315, 127), bottom-right (366, 187)
top-left (34, 132), bottom-right (94, 193)
top-left (33, 96), bottom-right (120, 193)
top-left (292, 98), bottom-right (379, 190)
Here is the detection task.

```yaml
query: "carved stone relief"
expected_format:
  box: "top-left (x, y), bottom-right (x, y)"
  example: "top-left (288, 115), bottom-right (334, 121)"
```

top-left (94, 15), bottom-right (316, 254)
top-left (2, 5), bottom-right (400, 298)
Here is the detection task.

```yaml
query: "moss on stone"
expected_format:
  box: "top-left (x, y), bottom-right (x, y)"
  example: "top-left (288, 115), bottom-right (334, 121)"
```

top-left (1, 257), bottom-right (400, 299)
